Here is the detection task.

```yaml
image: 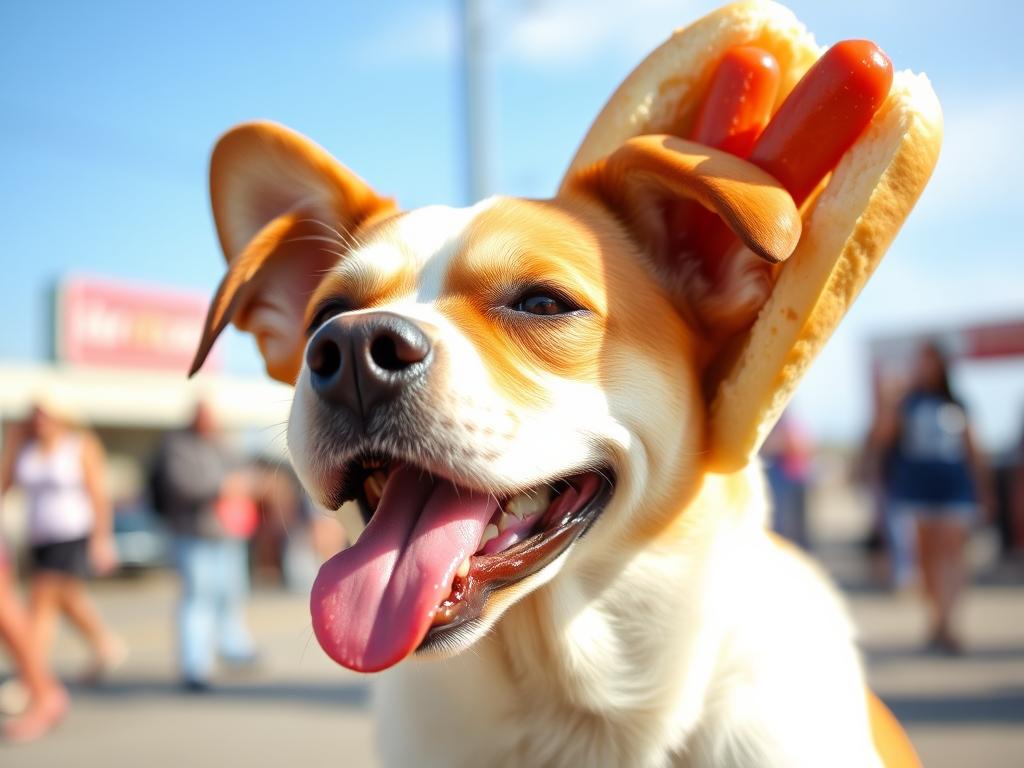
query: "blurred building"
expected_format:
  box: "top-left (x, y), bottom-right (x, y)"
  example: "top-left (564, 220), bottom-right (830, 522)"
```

top-left (0, 274), bottom-right (290, 545)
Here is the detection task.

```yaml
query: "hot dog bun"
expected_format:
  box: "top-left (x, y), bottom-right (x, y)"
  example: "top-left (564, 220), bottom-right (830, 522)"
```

top-left (562, 0), bottom-right (942, 472)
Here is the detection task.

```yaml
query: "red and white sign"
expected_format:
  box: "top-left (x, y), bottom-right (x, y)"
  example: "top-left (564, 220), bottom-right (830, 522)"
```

top-left (58, 276), bottom-right (220, 372)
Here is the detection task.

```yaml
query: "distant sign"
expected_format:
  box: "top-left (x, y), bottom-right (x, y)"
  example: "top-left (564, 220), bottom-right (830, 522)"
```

top-left (962, 320), bottom-right (1024, 360)
top-left (57, 276), bottom-right (219, 372)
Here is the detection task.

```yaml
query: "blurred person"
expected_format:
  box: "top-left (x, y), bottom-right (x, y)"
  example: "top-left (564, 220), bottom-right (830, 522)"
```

top-left (0, 510), bottom-right (68, 741)
top-left (230, 453), bottom-right (349, 591)
top-left (247, 459), bottom-right (348, 591)
top-left (761, 411), bottom-right (812, 548)
top-left (1011, 414), bottom-right (1024, 557)
top-left (1, 399), bottom-right (123, 686)
top-left (879, 343), bottom-right (993, 653)
top-left (881, 434), bottom-right (918, 592)
top-left (865, 378), bottom-right (917, 590)
top-left (248, 457), bottom-right (299, 585)
top-left (149, 402), bottom-right (259, 691)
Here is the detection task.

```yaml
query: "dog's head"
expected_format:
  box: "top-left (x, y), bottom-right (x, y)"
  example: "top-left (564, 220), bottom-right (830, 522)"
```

top-left (191, 121), bottom-right (798, 673)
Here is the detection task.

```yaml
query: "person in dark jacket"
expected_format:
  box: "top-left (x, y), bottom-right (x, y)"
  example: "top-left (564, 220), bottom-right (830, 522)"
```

top-left (150, 401), bottom-right (258, 690)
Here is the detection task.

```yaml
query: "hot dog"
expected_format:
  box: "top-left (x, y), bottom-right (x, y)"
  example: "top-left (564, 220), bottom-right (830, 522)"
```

top-left (562, 0), bottom-right (942, 472)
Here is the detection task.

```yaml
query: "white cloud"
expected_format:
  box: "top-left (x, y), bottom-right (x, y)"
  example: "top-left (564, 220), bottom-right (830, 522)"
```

top-left (352, 0), bottom-right (704, 69)
top-left (913, 89), bottom-right (1024, 220)
top-left (352, 5), bottom-right (456, 65)
top-left (494, 0), bottom-right (701, 68)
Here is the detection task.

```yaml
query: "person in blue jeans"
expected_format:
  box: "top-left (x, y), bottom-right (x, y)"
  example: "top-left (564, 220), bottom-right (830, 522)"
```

top-left (150, 402), bottom-right (259, 690)
top-left (878, 344), bottom-right (992, 654)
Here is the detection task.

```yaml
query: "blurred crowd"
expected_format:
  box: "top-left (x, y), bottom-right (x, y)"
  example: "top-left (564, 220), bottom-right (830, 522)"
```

top-left (764, 341), bottom-right (1024, 655)
top-left (0, 395), bottom-right (345, 742)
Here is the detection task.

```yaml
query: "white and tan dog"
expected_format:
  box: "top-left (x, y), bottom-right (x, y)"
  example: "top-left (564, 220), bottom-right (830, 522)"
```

top-left (190, 4), bottom-right (939, 765)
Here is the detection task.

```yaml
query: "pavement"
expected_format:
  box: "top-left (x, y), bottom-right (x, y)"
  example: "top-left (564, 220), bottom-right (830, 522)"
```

top-left (827, 546), bottom-right (1024, 768)
top-left (0, 574), bottom-right (378, 768)
top-left (1, 510), bottom-right (1022, 767)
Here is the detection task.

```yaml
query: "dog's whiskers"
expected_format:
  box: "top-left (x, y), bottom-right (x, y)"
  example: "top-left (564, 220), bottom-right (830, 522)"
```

top-left (297, 217), bottom-right (368, 253)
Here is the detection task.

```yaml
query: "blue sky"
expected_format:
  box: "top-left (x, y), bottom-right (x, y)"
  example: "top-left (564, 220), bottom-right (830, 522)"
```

top-left (2, 1), bottom-right (1022, 447)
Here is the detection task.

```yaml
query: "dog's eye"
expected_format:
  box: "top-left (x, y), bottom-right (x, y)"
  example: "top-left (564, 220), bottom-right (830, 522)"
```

top-left (512, 294), bottom-right (572, 316)
top-left (307, 299), bottom-right (351, 335)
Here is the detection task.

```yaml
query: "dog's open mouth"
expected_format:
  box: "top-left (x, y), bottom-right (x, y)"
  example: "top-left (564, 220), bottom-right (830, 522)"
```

top-left (310, 455), bottom-right (613, 673)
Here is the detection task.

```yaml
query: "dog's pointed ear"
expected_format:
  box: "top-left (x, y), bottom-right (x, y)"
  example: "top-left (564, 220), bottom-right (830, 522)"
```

top-left (561, 135), bottom-right (800, 336)
top-left (189, 121), bottom-right (397, 383)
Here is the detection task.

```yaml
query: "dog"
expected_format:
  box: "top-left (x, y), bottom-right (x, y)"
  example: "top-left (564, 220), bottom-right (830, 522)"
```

top-left (190, 121), bottom-right (905, 767)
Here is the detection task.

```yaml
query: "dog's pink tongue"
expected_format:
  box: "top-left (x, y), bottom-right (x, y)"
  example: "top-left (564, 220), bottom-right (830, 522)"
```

top-left (310, 464), bottom-right (497, 673)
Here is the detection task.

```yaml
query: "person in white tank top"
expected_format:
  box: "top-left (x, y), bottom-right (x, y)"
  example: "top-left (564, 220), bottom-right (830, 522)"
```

top-left (15, 432), bottom-right (95, 546)
top-left (1, 399), bottom-right (124, 690)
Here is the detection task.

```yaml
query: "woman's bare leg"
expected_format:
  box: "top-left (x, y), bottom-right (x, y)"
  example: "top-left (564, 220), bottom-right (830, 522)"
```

top-left (56, 578), bottom-right (123, 679)
top-left (915, 519), bottom-right (941, 636)
top-left (933, 519), bottom-right (969, 650)
top-left (28, 573), bottom-right (64, 663)
top-left (57, 579), bottom-right (113, 652)
top-left (0, 569), bottom-right (68, 742)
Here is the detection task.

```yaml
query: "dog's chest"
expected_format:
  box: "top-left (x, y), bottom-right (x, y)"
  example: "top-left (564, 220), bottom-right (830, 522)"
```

top-left (373, 638), bottom-right (690, 768)
top-left (373, 647), bottom-right (524, 766)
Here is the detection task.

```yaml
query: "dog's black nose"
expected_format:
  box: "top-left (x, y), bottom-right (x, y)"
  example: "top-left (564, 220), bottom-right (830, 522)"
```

top-left (306, 312), bottom-right (432, 418)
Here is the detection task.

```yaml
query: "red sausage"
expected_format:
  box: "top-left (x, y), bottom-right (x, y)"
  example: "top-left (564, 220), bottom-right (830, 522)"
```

top-left (685, 40), bottom-right (893, 278)
top-left (691, 46), bottom-right (781, 158)
top-left (748, 39), bottom-right (893, 205)
top-left (679, 46), bottom-right (780, 274)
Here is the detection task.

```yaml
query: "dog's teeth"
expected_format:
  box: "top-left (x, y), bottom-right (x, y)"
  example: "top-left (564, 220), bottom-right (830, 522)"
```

top-left (457, 557), bottom-right (471, 579)
top-left (480, 524), bottom-right (499, 548)
top-left (498, 512), bottom-right (517, 533)
top-left (505, 487), bottom-right (551, 519)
